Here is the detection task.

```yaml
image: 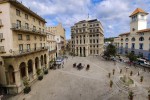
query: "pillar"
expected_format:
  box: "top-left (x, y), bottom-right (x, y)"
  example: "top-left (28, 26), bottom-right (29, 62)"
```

top-left (14, 69), bottom-right (22, 93)
top-left (25, 66), bottom-right (29, 79)
top-left (32, 62), bottom-right (37, 79)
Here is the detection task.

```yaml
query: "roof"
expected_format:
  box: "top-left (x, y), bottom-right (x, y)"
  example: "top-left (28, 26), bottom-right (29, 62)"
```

top-left (87, 19), bottom-right (98, 22)
top-left (129, 8), bottom-right (148, 17)
top-left (119, 32), bottom-right (130, 36)
top-left (0, 0), bottom-right (46, 23)
top-left (137, 28), bottom-right (150, 33)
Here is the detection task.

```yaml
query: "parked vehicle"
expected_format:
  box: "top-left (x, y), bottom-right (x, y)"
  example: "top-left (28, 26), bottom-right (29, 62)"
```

top-left (136, 58), bottom-right (150, 68)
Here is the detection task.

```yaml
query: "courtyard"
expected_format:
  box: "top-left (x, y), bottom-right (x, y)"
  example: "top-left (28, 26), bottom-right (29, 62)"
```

top-left (8, 55), bottom-right (150, 100)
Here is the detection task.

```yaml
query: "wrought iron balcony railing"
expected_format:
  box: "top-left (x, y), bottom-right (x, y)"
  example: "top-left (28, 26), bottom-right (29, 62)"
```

top-left (11, 23), bottom-right (46, 35)
top-left (12, 46), bottom-right (48, 56)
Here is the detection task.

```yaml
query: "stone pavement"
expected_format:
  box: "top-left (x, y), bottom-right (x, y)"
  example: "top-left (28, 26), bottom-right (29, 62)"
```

top-left (8, 56), bottom-right (150, 100)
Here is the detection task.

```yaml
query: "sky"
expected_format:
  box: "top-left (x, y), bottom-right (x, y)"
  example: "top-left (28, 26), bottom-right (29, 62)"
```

top-left (18, 0), bottom-right (150, 39)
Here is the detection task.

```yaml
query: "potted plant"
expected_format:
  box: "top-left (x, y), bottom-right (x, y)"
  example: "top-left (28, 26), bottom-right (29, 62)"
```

top-left (113, 69), bottom-right (115, 75)
top-left (128, 91), bottom-right (134, 100)
top-left (86, 64), bottom-right (90, 71)
top-left (148, 90), bottom-right (150, 100)
top-left (44, 68), bottom-right (48, 75)
top-left (108, 73), bottom-right (111, 78)
top-left (130, 71), bottom-right (133, 76)
top-left (23, 77), bottom-right (31, 94)
top-left (110, 80), bottom-right (113, 88)
top-left (37, 68), bottom-right (43, 80)
top-left (120, 69), bottom-right (122, 74)
top-left (140, 76), bottom-right (143, 83)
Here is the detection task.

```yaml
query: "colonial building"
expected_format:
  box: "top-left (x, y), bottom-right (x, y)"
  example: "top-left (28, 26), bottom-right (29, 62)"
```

top-left (47, 23), bottom-right (66, 56)
top-left (0, 0), bottom-right (48, 94)
top-left (114, 8), bottom-right (150, 60)
top-left (70, 19), bottom-right (104, 57)
top-left (46, 31), bottom-right (57, 62)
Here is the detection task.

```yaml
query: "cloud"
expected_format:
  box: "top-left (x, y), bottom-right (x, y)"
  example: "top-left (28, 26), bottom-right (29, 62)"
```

top-left (18, 0), bottom-right (150, 38)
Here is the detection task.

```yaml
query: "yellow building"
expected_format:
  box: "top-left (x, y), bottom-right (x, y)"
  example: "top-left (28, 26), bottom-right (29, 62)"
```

top-left (47, 23), bottom-right (66, 56)
top-left (0, 0), bottom-right (48, 94)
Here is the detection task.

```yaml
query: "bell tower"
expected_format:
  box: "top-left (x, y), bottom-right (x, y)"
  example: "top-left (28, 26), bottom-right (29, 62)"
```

top-left (130, 8), bottom-right (148, 34)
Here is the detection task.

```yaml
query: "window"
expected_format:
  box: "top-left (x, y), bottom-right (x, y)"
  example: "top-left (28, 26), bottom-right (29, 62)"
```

top-left (25, 14), bottom-right (28, 19)
top-left (97, 29), bottom-right (99, 32)
top-left (131, 37), bottom-right (135, 41)
top-left (25, 23), bottom-right (29, 29)
top-left (93, 35), bottom-right (95, 37)
top-left (83, 29), bottom-right (85, 32)
top-left (33, 26), bottom-right (36, 31)
top-left (90, 50), bottom-right (92, 54)
top-left (125, 43), bottom-right (128, 48)
top-left (90, 35), bottom-right (92, 37)
top-left (125, 38), bottom-right (129, 42)
top-left (97, 50), bottom-right (99, 54)
top-left (26, 35), bottom-right (30, 40)
top-left (84, 39), bottom-right (85, 44)
top-left (77, 40), bottom-right (78, 44)
top-left (97, 34), bottom-right (99, 36)
top-left (16, 20), bottom-right (21, 28)
top-left (96, 24), bottom-right (99, 26)
top-left (90, 39), bottom-right (92, 43)
top-left (131, 43), bottom-right (135, 49)
top-left (90, 25), bottom-right (92, 27)
top-left (139, 43), bottom-right (143, 49)
top-left (34, 43), bottom-right (36, 50)
top-left (40, 43), bottom-right (42, 48)
top-left (139, 37), bottom-right (144, 41)
top-left (90, 30), bottom-right (92, 33)
top-left (93, 39), bottom-right (95, 43)
top-left (0, 33), bottom-right (3, 40)
top-left (97, 45), bottom-right (99, 48)
top-left (19, 44), bottom-right (23, 53)
top-left (16, 9), bottom-right (20, 16)
top-left (83, 24), bottom-right (85, 26)
top-left (27, 44), bottom-right (30, 51)
top-left (18, 34), bottom-right (22, 40)
top-left (97, 39), bottom-right (99, 43)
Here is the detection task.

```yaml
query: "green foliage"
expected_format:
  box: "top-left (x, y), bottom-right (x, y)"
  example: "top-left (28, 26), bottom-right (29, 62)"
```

top-left (104, 44), bottom-right (116, 58)
top-left (104, 38), bottom-right (114, 42)
top-left (37, 68), bottom-right (42, 76)
top-left (23, 77), bottom-right (29, 87)
top-left (128, 91), bottom-right (134, 100)
top-left (126, 52), bottom-right (137, 62)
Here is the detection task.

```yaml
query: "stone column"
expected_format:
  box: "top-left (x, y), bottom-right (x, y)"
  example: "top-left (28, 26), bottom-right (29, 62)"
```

top-left (78, 48), bottom-right (80, 56)
top-left (14, 69), bottom-right (22, 93)
top-left (39, 60), bottom-right (41, 69)
top-left (32, 62), bottom-right (37, 79)
top-left (25, 66), bottom-right (29, 79)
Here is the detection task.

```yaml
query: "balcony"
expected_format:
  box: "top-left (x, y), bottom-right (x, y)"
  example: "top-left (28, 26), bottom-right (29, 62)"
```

top-left (11, 23), bottom-right (46, 36)
top-left (12, 46), bottom-right (48, 57)
top-left (0, 46), bottom-right (6, 53)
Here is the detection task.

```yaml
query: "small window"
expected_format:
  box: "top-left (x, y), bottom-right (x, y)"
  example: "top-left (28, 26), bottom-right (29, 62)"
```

top-left (131, 37), bottom-right (135, 41)
top-left (16, 9), bottom-right (20, 16)
top-left (97, 39), bottom-right (99, 43)
top-left (125, 38), bottom-right (129, 42)
top-left (97, 29), bottom-right (99, 32)
top-left (18, 34), bottom-right (22, 40)
top-left (139, 37), bottom-right (144, 41)
top-left (26, 35), bottom-right (30, 40)
top-left (27, 44), bottom-right (30, 51)
top-left (25, 14), bottom-right (28, 19)
top-left (97, 24), bottom-right (99, 26)
top-left (19, 44), bottom-right (23, 52)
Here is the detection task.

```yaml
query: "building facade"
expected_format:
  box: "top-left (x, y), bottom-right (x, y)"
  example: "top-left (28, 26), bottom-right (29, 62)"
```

top-left (46, 32), bottom-right (57, 63)
top-left (47, 23), bottom-right (66, 56)
top-left (114, 8), bottom-right (150, 60)
top-left (71, 19), bottom-right (104, 57)
top-left (0, 0), bottom-right (48, 94)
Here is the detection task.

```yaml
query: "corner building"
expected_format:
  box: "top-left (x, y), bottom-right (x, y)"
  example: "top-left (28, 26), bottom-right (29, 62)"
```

top-left (0, 0), bottom-right (48, 94)
top-left (71, 19), bottom-right (104, 57)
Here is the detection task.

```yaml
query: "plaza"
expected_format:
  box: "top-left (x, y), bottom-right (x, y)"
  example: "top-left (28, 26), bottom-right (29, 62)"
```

top-left (8, 55), bottom-right (150, 100)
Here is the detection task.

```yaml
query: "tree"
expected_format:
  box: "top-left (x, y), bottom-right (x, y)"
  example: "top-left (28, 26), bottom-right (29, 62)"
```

top-left (126, 52), bottom-right (137, 62)
top-left (104, 44), bottom-right (116, 58)
top-left (128, 91), bottom-right (134, 100)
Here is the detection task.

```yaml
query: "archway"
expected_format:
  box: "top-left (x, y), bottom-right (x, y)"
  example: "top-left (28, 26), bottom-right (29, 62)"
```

top-left (28, 60), bottom-right (33, 74)
top-left (41, 55), bottom-right (44, 67)
top-left (35, 57), bottom-right (39, 69)
top-left (19, 62), bottom-right (26, 79)
top-left (44, 54), bottom-right (47, 65)
top-left (8, 65), bottom-right (15, 84)
top-left (80, 47), bottom-right (82, 56)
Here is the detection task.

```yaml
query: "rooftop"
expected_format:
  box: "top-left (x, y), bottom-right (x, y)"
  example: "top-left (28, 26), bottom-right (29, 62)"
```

top-left (129, 8), bottom-right (148, 17)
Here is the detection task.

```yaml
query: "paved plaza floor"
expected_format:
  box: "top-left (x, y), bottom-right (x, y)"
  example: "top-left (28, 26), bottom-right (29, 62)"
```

top-left (8, 56), bottom-right (150, 100)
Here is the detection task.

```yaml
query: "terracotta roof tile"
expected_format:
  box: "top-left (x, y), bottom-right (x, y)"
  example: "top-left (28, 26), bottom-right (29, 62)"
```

top-left (137, 28), bottom-right (150, 33)
top-left (119, 32), bottom-right (130, 36)
top-left (129, 8), bottom-right (148, 17)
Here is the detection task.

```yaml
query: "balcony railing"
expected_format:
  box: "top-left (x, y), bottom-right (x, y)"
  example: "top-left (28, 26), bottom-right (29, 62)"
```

top-left (12, 46), bottom-right (48, 56)
top-left (11, 23), bottom-right (46, 36)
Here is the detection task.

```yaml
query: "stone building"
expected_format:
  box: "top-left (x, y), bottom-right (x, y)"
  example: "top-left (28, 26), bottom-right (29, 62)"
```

top-left (114, 8), bottom-right (150, 60)
top-left (0, 0), bottom-right (48, 94)
top-left (47, 23), bottom-right (66, 56)
top-left (46, 31), bottom-right (57, 62)
top-left (71, 19), bottom-right (104, 57)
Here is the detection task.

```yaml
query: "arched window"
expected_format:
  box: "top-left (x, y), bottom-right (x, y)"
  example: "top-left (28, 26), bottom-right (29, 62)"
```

top-left (121, 38), bottom-right (123, 41)
top-left (131, 37), bottom-right (135, 41)
top-left (139, 37), bottom-right (144, 41)
top-left (125, 38), bottom-right (129, 42)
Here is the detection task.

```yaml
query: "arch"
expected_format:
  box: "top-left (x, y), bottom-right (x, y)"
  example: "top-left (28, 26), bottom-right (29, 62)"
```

top-left (41, 55), bottom-right (44, 66)
top-left (131, 37), bottom-right (135, 41)
top-left (44, 54), bottom-right (47, 65)
top-left (35, 57), bottom-right (39, 69)
top-left (125, 38), bottom-right (129, 42)
top-left (139, 37), bottom-right (144, 41)
top-left (28, 59), bottom-right (33, 74)
top-left (19, 62), bottom-right (26, 78)
top-left (8, 65), bottom-right (15, 84)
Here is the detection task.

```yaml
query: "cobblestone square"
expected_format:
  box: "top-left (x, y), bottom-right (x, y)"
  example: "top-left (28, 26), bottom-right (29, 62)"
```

top-left (9, 56), bottom-right (150, 100)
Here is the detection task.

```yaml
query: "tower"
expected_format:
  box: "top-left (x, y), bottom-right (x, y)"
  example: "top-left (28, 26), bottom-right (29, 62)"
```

top-left (129, 8), bottom-right (149, 33)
